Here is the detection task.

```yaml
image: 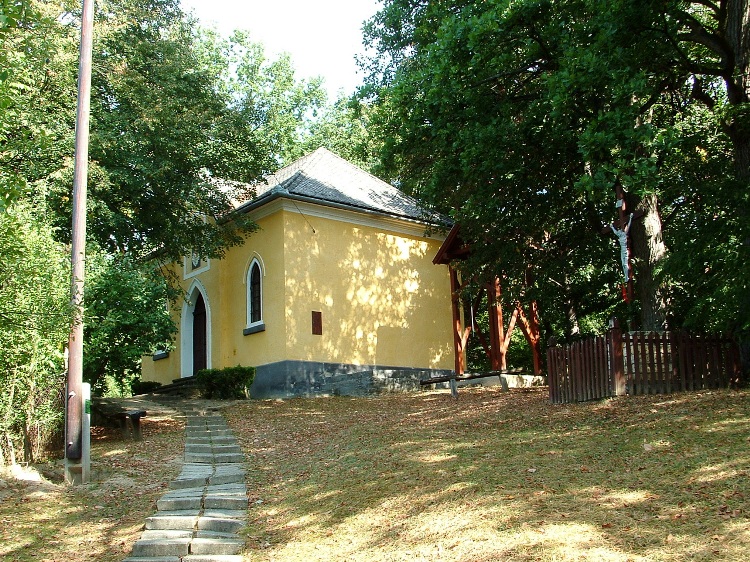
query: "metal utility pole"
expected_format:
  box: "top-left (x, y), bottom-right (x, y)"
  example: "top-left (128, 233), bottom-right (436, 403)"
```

top-left (65, 0), bottom-right (95, 485)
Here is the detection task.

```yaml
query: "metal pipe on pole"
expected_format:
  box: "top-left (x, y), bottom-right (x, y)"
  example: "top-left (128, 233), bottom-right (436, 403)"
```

top-left (65, 0), bottom-right (95, 485)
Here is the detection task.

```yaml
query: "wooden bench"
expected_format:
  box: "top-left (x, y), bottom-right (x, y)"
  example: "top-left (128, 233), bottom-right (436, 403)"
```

top-left (91, 400), bottom-right (147, 440)
top-left (420, 369), bottom-right (526, 397)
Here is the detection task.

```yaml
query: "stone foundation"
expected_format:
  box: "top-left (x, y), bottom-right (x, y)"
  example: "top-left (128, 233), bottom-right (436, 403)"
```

top-left (250, 360), bottom-right (454, 399)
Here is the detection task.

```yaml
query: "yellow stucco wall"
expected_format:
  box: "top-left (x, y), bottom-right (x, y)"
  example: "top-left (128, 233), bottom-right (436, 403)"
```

top-left (142, 202), bottom-right (454, 384)
top-left (281, 209), bottom-right (453, 369)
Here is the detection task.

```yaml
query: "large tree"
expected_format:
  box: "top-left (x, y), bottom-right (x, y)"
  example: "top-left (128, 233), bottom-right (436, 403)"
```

top-left (40, 0), bottom-right (327, 264)
top-left (1, 0), bottom-right (78, 212)
top-left (1, 0), bottom-right (331, 409)
top-left (361, 0), bottom-right (750, 334)
top-left (0, 202), bottom-right (70, 464)
top-left (83, 253), bottom-right (177, 395)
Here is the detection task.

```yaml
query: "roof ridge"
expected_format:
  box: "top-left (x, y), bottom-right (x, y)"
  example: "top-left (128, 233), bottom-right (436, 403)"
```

top-left (233, 147), bottom-right (449, 226)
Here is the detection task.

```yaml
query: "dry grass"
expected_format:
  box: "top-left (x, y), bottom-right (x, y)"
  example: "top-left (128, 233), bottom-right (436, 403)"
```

top-left (0, 406), bottom-right (184, 562)
top-left (224, 387), bottom-right (750, 562)
top-left (1, 388), bottom-right (747, 561)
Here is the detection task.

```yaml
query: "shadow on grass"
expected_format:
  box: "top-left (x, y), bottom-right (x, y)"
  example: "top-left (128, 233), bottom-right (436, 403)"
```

top-left (0, 416), bottom-right (185, 562)
top-left (227, 387), bottom-right (750, 561)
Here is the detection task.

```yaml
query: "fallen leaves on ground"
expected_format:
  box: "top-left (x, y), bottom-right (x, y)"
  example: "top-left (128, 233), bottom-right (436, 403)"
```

top-left (224, 387), bottom-right (750, 562)
top-left (0, 406), bottom-right (184, 562)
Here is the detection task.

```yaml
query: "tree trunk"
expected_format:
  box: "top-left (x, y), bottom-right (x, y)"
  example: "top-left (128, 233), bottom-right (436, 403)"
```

top-left (723, 0), bottom-right (750, 181)
top-left (629, 193), bottom-right (668, 330)
top-left (563, 275), bottom-right (581, 337)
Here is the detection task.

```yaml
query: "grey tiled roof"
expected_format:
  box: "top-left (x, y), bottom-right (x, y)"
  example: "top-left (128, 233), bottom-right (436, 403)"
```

top-left (236, 147), bottom-right (444, 225)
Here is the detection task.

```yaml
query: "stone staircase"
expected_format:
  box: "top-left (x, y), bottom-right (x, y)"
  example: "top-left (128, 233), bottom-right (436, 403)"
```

top-left (148, 377), bottom-right (201, 398)
top-left (123, 409), bottom-right (247, 562)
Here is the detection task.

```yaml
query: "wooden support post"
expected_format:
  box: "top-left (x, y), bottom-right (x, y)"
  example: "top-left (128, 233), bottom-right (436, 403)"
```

top-left (449, 267), bottom-right (470, 375)
top-left (608, 318), bottom-right (626, 396)
top-left (487, 278), bottom-right (506, 371)
top-left (517, 301), bottom-right (543, 375)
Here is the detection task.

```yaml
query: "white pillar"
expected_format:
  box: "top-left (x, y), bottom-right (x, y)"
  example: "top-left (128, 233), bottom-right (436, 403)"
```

top-left (82, 383), bottom-right (91, 483)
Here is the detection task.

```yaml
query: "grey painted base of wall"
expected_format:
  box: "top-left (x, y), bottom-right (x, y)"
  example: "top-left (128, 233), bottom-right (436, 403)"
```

top-left (250, 360), bottom-right (454, 399)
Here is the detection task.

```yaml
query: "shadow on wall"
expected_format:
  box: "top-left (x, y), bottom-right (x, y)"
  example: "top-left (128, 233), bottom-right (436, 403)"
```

top-left (253, 213), bottom-right (453, 397)
top-left (284, 214), bottom-right (451, 368)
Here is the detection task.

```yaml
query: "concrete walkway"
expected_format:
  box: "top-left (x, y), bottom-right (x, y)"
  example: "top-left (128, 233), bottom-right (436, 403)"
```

top-left (123, 407), bottom-right (247, 562)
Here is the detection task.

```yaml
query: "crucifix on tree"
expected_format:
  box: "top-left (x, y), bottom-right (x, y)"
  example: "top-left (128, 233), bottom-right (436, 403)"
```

top-left (600, 183), bottom-right (643, 303)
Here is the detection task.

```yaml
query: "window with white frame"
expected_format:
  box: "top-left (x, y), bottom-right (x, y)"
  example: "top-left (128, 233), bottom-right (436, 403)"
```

top-left (244, 258), bottom-right (264, 334)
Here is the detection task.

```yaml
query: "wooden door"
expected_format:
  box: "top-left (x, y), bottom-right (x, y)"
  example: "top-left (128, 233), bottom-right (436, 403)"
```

top-left (193, 292), bottom-right (207, 374)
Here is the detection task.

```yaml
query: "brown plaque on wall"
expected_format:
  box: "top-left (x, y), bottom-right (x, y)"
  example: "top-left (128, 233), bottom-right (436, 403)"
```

top-left (312, 311), bottom-right (322, 335)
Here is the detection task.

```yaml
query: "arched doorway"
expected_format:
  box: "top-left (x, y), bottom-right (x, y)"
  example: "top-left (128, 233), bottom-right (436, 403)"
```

top-left (180, 282), bottom-right (211, 378)
top-left (192, 292), bottom-right (207, 374)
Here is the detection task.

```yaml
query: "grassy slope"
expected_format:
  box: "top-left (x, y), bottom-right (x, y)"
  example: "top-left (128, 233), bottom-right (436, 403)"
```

top-left (0, 411), bottom-right (184, 561)
top-left (225, 387), bottom-right (749, 562)
top-left (0, 388), bottom-right (747, 561)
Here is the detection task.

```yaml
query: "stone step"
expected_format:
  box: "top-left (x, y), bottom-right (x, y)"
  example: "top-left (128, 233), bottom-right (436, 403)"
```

top-left (183, 444), bottom-right (242, 455)
top-left (202, 508), bottom-right (246, 519)
top-left (207, 436), bottom-right (237, 444)
top-left (186, 427), bottom-right (229, 435)
top-left (212, 463), bottom-right (245, 473)
top-left (213, 453), bottom-right (245, 463)
top-left (184, 453), bottom-right (216, 463)
top-left (211, 445), bottom-right (242, 454)
top-left (184, 444), bottom-right (213, 454)
top-left (189, 537), bottom-right (244, 556)
top-left (145, 514), bottom-right (199, 530)
top-left (156, 496), bottom-right (202, 511)
top-left (185, 415), bottom-right (224, 422)
top-left (170, 475), bottom-right (209, 489)
top-left (126, 410), bottom-right (247, 562)
top-left (183, 452), bottom-right (245, 464)
top-left (195, 531), bottom-right (243, 540)
top-left (182, 554), bottom-right (245, 562)
top-left (185, 435), bottom-right (214, 444)
top-left (209, 473), bottom-right (245, 486)
top-left (140, 530), bottom-right (193, 540)
top-left (197, 516), bottom-right (247, 534)
top-left (122, 556), bottom-right (183, 562)
top-left (204, 495), bottom-right (247, 510)
top-left (160, 487), bottom-right (205, 498)
top-left (204, 490), bottom-right (247, 501)
top-left (206, 482), bottom-right (247, 493)
top-left (130, 538), bottom-right (191, 558)
top-left (185, 428), bottom-right (233, 436)
top-left (179, 463), bottom-right (218, 473)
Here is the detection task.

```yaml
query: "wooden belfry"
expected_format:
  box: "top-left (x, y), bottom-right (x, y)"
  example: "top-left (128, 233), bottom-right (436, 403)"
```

top-left (433, 225), bottom-right (542, 376)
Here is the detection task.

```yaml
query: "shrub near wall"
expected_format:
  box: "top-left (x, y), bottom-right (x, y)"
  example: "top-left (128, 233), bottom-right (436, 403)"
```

top-left (195, 366), bottom-right (256, 399)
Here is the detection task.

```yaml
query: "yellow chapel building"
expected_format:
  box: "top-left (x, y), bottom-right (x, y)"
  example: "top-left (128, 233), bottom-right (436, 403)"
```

top-left (141, 148), bottom-right (455, 398)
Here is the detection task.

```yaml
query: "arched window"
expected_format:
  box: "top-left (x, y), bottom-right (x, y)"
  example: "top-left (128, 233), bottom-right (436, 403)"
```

top-left (245, 258), bottom-right (264, 334)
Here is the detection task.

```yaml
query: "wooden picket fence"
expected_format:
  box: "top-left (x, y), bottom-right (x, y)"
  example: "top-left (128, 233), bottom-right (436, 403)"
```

top-left (547, 319), bottom-right (742, 404)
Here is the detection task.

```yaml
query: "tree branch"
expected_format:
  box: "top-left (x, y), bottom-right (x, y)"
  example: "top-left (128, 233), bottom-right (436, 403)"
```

top-left (689, 0), bottom-right (721, 19)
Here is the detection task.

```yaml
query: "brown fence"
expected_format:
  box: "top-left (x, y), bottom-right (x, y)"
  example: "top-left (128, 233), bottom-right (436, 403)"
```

top-left (547, 319), bottom-right (741, 404)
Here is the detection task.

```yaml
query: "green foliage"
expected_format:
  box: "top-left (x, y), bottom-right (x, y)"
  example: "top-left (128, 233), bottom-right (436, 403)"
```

top-left (130, 379), bottom-right (163, 395)
top-left (299, 96), bottom-right (381, 172)
top-left (203, 29), bottom-right (328, 170)
top-left (0, 0), bottom-right (334, 461)
top-left (83, 253), bottom-right (177, 396)
top-left (195, 365), bottom-right (256, 399)
top-left (0, 202), bottom-right (71, 464)
top-left (1, 0), bottom-right (77, 213)
top-left (48, 0), bottom-right (252, 262)
top-left (361, 0), bottom-right (750, 336)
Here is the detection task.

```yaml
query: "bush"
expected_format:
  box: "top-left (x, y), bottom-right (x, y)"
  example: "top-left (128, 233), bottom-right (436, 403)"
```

top-left (131, 380), bottom-right (163, 395)
top-left (195, 365), bottom-right (256, 399)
